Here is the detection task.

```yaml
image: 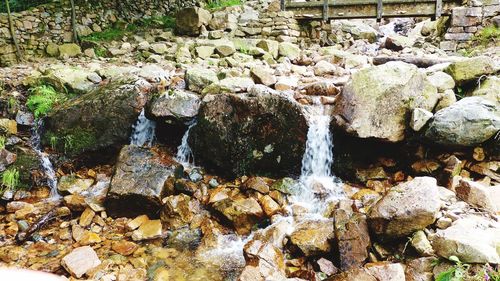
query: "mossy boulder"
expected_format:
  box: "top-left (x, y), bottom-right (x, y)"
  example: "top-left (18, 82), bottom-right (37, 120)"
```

top-left (58, 43), bottom-right (82, 58)
top-left (444, 57), bottom-right (497, 85)
top-left (44, 76), bottom-right (153, 157)
top-left (471, 76), bottom-right (500, 102)
top-left (10, 146), bottom-right (40, 190)
top-left (332, 61), bottom-right (438, 142)
top-left (189, 85), bottom-right (308, 177)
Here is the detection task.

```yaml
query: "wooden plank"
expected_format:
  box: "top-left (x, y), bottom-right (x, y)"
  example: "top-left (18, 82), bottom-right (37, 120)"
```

top-left (286, 0), bottom-right (457, 8)
top-left (435, 0), bottom-right (443, 18)
top-left (377, 0), bottom-right (383, 21)
top-left (323, 0), bottom-right (329, 21)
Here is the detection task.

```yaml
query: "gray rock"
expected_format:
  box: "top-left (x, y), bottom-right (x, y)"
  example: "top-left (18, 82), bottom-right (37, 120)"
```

top-left (106, 145), bottom-right (174, 218)
top-left (148, 89), bottom-right (201, 122)
top-left (410, 108), bottom-right (433, 132)
top-left (185, 68), bottom-right (218, 93)
top-left (338, 20), bottom-right (378, 42)
top-left (58, 43), bottom-right (81, 58)
top-left (202, 77), bottom-right (255, 94)
top-left (250, 67), bottom-right (277, 86)
top-left (471, 76), bottom-right (500, 103)
top-left (427, 71), bottom-right (455, 92)
top-left (424, 97), bottom-right (500, 146)
top-left (278, 42), bottom-right (301, 60)
top-left (333, 61), bottom-right (438, 142)
top-left (175, 7), bottom-right (212, 36)
top-left (150, 43), bottom-right (168, 55)
top-left (444, 56), bottom-right (497, 84)
top-left (456, 179), bottom-right (500, 213)
top-left (368, 177), bottom-right (442, 238)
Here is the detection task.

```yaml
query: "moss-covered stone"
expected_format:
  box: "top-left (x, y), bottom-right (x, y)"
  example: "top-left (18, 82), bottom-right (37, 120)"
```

top-left (444, 57), bottom-right (497, 85)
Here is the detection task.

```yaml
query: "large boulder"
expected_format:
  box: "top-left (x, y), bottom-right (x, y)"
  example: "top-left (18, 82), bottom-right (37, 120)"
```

top-left (189, 86), bottom-right (308, 177)
top-left (106, 145), bottom-right (174, 218)
top-left (290, 218), bottom-right (335, 256)
top-left (424, 97), bottom-right (500, 146)
top-left (147, 89), bottom-right (201, 123)
top-left (333, 61), bottom-right (438, 142)
top-left (431, 216), bottom-right (500, 263)
top-left (367, 177), bottom-right (442, 238)
top-left (212, 197), bottom-right (264, 235)
top-left (30, 65), bottom-right (100, 95)
top-left (44, 76), bottom-right (153, 156)
top-left (444, 57), bottom-right (497, 85)
top-left (471, 76), bottom-right (499, 102)
top-left (175, 7), bottom-right (212, 36)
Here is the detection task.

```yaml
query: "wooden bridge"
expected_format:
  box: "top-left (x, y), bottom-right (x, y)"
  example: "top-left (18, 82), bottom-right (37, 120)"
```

top-left (280, 0), bottom-right (462, 21)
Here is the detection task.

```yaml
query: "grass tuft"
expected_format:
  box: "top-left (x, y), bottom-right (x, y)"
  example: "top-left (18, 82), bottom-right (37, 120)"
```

top-left (1, 167), bottom-right (20, 191)
top-left (26, 85), bottom-right (66, 119)
top-left (206, 0), bottom-right (243, 9)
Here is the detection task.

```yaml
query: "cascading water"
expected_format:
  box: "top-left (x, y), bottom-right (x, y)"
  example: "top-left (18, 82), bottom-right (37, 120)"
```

top-left (175, 120), bottom-right (197, 166)
top-left (130, 109), bottom-right (156, 147)
top-left (31, 120), bottom-right (59, 199)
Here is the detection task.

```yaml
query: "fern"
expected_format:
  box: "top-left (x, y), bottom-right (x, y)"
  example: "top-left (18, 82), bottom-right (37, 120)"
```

top-left (26, 85), bottom-right (65, 118)
top-left (1, 167), bottom-right (20, 191)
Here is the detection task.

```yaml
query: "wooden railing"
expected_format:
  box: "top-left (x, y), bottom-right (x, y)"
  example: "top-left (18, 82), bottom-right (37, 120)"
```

top-left (281, 0), bottom-right (461, 20)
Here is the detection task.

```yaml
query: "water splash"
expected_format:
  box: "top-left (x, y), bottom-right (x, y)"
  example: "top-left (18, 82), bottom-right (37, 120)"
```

top-left (291, 99), bottom-right (343, 214)
top-left (31, 120), bottom-right (59, 199)
top-left (130, 109), bottom-right (156, 147)
top-left (198, 234), bottom-right (249, 274)
top-left (176, 120), bottom-right (197, 166)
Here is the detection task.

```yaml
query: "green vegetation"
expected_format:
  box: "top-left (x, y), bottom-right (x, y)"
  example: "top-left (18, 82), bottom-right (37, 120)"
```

top-left (45, 128), bottom-right (98, 156)
top-left (206, 0), bottom-right (243, 10)
top-left (471, 26), bottom-right (500, 46)
top-left (0, 0), bottom-right (50, 13)
top-left (26, 85), bottom-right (66, 118)
top-left (1, 167), bottom-right (19, 191)
top-left (0, 135), bottom-right (5, 149)
top-left (435, 256), bottom-right (500, 281)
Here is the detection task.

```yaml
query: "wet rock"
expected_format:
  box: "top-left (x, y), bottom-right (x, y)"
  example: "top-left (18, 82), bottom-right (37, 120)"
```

top-left (15, 111), bottom-right (34, 126)
top-left (444, 56), bottom-right (497, 85)
top-left (431, 216), bottom-right (500, 263)
top-left (333, 61), bottom-right (438, 142)
top-left (160, 194), bottom-right (200, 229)
top-left (212, 197), bottom-right (264, 235)
top-left (44, 76), bottom-right (152, 156)
top-left (0, 149), bottom-right (16, 172)
top-left (302, 81), bottom-right (340, 97)
top-left (334, 208), bottom-right (371, 270)
top-left (147, 89), bottom-right (201, 123)
top-left (127, 214), bottom-right (149, 230)
top-left (61, 246), bottom-right (101, 278)
top-left (79, 231), bottom-right (101, 245)
top-left (258, 195), bottom-right (281, 216)
top-left (270, 177), bottom-right (296, 195)
top-left (106, 145), bottom-right (174, 218)
top-left (132, 219), bottom-right (163, 241)
top-left (456, 179), bottom-right (500, 213)
top-left (57, 176), bottom-right (94, 195)
top-left (190, 89), bottom-right (307, 177)
top-left (175, 7), bottom-right (212, 36)
top-left (185, 68), bottom-right (218, 93)
top-left (165, 227), bottom-right (202, 250)
top-left (243, 177), bottom-right (270, 194)
top-left (241, 242), bottom-right (287, 281)
top-left (79, 207), bottom-right (95, 227)
top-left (290, 218), bottom-right (334, 256)
top-left (424, 97), bottom-right (500, 147)
top-left (112, 240), bottom-right (138, 256)
top-left (250, 67), bottom-right (277, 86)
top-left (367, 177), bottom-right (442, 238)
top-left (328, 262), bottom-right (405, 281)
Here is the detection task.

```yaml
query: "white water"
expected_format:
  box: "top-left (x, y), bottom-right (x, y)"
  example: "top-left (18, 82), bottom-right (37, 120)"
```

top-left (130, 109), bottom-right (156, 147)
top-left (31, 120), bottom-right (59, 199)
top-left (175, 120), bottom-right (197, 166)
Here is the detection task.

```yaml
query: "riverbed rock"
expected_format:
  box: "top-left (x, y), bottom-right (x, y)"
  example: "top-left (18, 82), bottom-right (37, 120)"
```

top-left (427, 71), bottom-right (455, 92)
top-left (106, 145), bottom-right (174, 218)
top-left (160, 194), bottom-right (201, 229)
top-left (202, 77), bottom-right (255, 94)
top-left (190, 88), bottom-right (307, 177)
top-left (241, 242), bottom-right (287, 281)
top-left (333, 61), bottom-right (438, 142)
top-left (338, 20), bottom-right (378, 42)
top-left (0, 149), bottom-right (16, 172)
top-left (455, 179), bottom-right (500, 213)
top-left (175, 7), bottom-right (212, 36)
top-left (444, 56), bottom-right (497, 84)
top-left (405, 257), bottom-right (434, 281)
top-left (471, 76), bottom-right (500, 102)
top-left (250, 67), bottom-right (277, 86)
top-left (290, 218), bottom-right (335, 256)
top-left (57, 176), bottom-right (94, 195)
top-left (278, 42), bottom-right (301, 60)
top-left (367, 177), bottom-right (442, 238)
top-left (58, 43), bottom-right (81, 58)
top-left (185, 68), bottom-right (218, 93)
top-left (44, 76), bottom-right (152, 156)
top-left (61, 246), bottom-right (101, 278)
top-left (147, 89), bottom-right (201, 123)
top-left (424, 97), bottom-right (500, 146)
top-left (212, 197), bottom-right (264, 235)
top-left (335, 208), bottom-right (371, 270)
top-left (410, 108), bottom-right (433, 132)
top-left (327, 262), bottom-right (405, 281)
top-left (36, 65), bottom-right (99, 95)
top-left (431, 216), bottom-right (500, 263)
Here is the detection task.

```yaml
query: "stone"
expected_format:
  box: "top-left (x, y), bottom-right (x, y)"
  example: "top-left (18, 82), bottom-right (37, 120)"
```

top-left (410, 108), bottom-right (433, 132)
top-left (411, 230), bottom-right (434, 256)
top-left (106, 145), bottom-right (174, 218)
top-left (243, 177), bottom-right (270, 194)
top-left (209, 11), bottom-right (237, 31)
top-left (203, 77), bottom-right (255, 94)
top-left (431, 216), bottom-right (500, 263)
top-left (46, 42), bottom-right (59, 57)
top-left (190, 89), bottom-right (308, 177)
top-left (127, 215), bottom-right (149, 230)
top-left (132, 219), bottom-right (163, 241)
top-left (79, 231), bottom-right (101, 245)
top-left (384, 35), bottom-right (414, 51)
top-left (175, 7), bottom-right (212, 36)
top-left (79, 207), bottom-right (95, 227)
top-left (150, 43), bottom-right (168, 55)
top-left (213, 40), bottom-right (236, 57)
top-left (435, 89), bottom-right (457, 111)
top-left (112, 241), bottom-right (138, 256)
top-left (137, 64), bottom-right (169, 82)
top-left (328, 262), bottom-right (405, 281)
top-left (456, 179), bottom-right (500, 213)
top-left (257, 40), bottom-right (279, 59)
top-left (41, 65), bottom-right (99, 95)
top-left (302, 81), bottom-right (340, 96)
top-left (405, 257), bottom-right (434, 281)
top-left (44, 76), bottom-right (152, 156)
top-left (338, 20), bottom-right (378, 42)
top-left (0, 119), bottom-right (16, 135)
top-left (195, 46), bottom-right (215, 59)
top-left (259, 195), bottom-right (281, 216)
top-left (61, 246), bottom-right (101, 278)
top-left (471, 76), bottom-right (500, 103)
top-left (241, 242), bottom-right (287, 281)
top-left (335, 208), bottom-right (371, 271)
top-left (185, 68), bottom-right (218, 93)
top-left (444, 57), bottom-right (497, 85)
top-left (427, 71), bottom-right (455, 92)
top-left (58, 43), bottom-right (81, 58)
top-left (160, 194), bottom-right (200, 229)
top-left (250, 67), bottom-right (277, 86)
top-left (57, 176), bottom-right (94, 195)
top-left (147, 89), bottom-right (201, 123)
top-left (314, 61), bottom-right (339, 76)
top-left (317, 258), bottom-right (338, 276)
top-left (278, 42), bottom-right (301, 60)
top-left (290, 218), bottom-right (334, 256)
top-left (424, 97), bottom-right (500, 147)
top-left (368, 177), bottom-right (442, 238)
top-left (213, 197), bottom-right (264, 235)
top-left (275, 76), bottom-right (299, 91)
top-left (333, 62), bottom-right (438, 142)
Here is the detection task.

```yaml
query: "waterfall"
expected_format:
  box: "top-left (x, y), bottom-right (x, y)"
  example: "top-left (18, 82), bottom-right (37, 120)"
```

top-left (31, 120), bottom-right (59, 199)
top-left (130, 109), bottom-right (156, 147)
top-left (176, 120), bottom-right (197, 166)
top-left (291, 100), bottom-right (344, 214)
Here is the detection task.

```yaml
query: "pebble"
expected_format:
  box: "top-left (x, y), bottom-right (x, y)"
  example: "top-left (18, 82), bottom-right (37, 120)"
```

top-left (62, 246), bottom-right (101, 278)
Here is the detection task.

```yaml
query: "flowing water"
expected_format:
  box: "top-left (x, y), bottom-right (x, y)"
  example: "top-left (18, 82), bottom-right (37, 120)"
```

top-left (175, 120), bottom-right (197, 166)
top-left (130, 109), bottom-right (156, 147)
top-left (31, 120), bottom-right (59, 199)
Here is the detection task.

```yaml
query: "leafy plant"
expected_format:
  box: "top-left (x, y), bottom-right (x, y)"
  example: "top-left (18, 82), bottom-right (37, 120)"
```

top-left (206, 0), bottom-right (243, 10)
top-left (0, 135), bottom-right (5, 149)
top-left (436, 256), bottom-right (500, 281)
top-left (1, 167), bottom-right (19, 191)
top-left (471, 26), bottom-right (500, 46)
top-left (26, 85), bottom-right (65, 118)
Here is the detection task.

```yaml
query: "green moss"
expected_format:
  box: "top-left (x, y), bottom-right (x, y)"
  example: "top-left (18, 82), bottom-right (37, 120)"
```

top-left (471, 26), bottom-right (500, 46)
top-left (44, 128), bottom-right (98, 156)
top-left (10, 148), bottom-right (39, 190)
top-left (81, 28), bottom-right (129, 42)
top-left (206, 0), bottom-right (243, 10)
top-left (26, 85), bottom-right (66, 119)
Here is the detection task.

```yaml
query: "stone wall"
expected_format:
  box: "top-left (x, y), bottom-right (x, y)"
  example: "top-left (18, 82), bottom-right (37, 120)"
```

top-left (0, 0), bottom-right (197, 65)
top-left (440, 0), bottom-right (500, 51)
